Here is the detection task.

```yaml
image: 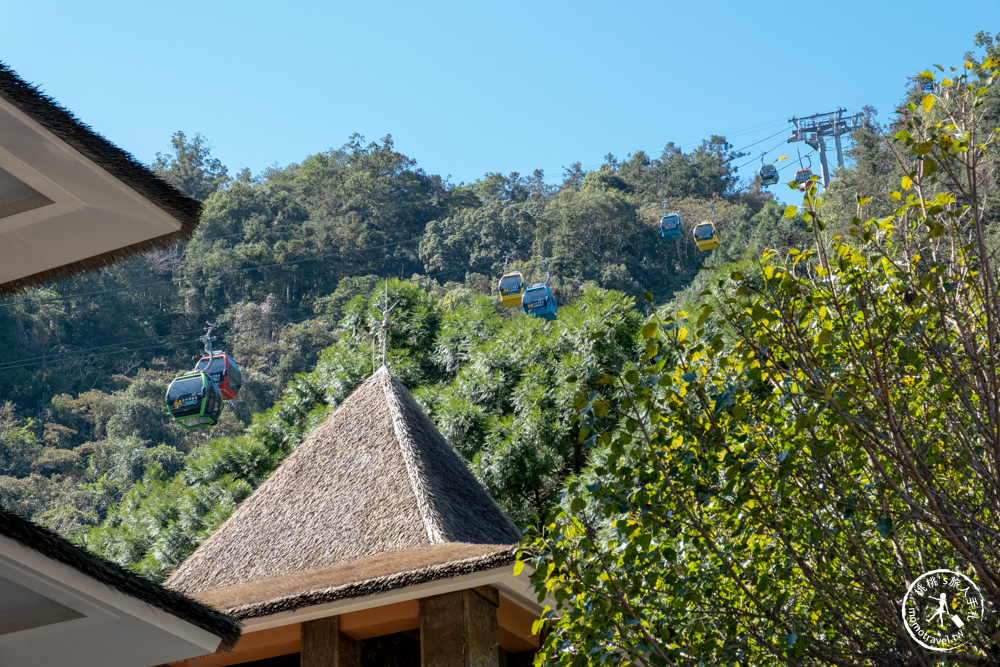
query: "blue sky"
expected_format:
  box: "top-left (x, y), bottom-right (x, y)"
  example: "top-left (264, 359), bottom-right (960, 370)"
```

top-left (2, 1), bottom-right (995, 192)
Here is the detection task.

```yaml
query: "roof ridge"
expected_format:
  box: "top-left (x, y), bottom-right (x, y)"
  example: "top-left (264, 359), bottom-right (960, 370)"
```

top-left (379, 368), bottom-right (444, 544)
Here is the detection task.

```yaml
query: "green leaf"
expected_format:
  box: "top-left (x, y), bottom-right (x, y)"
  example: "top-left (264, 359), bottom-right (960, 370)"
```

top-left (513, 559), bottom-right (525, 576)
top-left (641, 322), bottom-right (657, 339)
top-left (570, 497), bottom-right (586, 512)
top-left (696, 305), bottom-right (713, 327)
top-left (783, 205), bottom-right (798, 218)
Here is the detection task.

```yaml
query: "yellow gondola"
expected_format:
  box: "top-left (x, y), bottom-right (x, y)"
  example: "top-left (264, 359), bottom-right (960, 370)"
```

top-left (693, 203), bottom-right (719, 252)
top-left (497, 271), bottom-right (527, 307)
top-left (693, 222), bottom-right (719, 251)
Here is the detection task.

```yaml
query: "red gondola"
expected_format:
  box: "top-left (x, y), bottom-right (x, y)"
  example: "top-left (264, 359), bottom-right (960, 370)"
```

top-left (795, 168), bottom-right (813, 191)
top-left (193, 351), bottom-right (242, 400)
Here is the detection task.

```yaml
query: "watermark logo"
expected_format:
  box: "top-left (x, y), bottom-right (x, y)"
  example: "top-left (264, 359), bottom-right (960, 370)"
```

top-left (902, 569), bottom-right (984, 651)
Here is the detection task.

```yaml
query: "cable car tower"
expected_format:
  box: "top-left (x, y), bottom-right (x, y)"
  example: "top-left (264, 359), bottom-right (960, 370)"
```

top-left (787, 109), bottom-right (863, 186)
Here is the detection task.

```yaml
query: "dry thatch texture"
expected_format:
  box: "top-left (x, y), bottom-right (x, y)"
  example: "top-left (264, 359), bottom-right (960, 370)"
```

top-left (0, 508), bottom-right (240, 648)
top-left (192, 542), bottom-right (515, 619)
top-left (0, 62), bottom-right (202, 297)
top-left (167, 367), bottom-right (521, 598)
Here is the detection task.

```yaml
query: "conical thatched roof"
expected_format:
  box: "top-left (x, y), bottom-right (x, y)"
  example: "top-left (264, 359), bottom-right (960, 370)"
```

top-left (167, 366), bottom-right (521, 612)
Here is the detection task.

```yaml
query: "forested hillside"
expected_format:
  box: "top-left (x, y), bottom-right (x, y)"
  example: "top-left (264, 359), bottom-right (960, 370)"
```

top-left (0, 121), bottom-right (788, 543)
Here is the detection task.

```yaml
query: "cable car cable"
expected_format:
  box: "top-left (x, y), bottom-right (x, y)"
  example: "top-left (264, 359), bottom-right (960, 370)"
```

top-left (0, 236), bottom-right (425, 308)
top-left (0, 308), bottom-right (320, 372)
top-left (723, 127), bottom-right (793, 163)
top-left (0, 304), bottom-right (315, 371)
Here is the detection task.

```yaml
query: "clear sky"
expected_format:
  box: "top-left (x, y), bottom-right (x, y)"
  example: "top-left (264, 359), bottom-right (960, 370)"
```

top-left (2, 1), bottom-right (996, 192)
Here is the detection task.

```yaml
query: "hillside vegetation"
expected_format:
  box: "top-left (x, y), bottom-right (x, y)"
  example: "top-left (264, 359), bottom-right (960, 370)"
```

top-left (2, 30), bottom-right (1000, 666)
top-left (0, 119), bottom-right (788, 543)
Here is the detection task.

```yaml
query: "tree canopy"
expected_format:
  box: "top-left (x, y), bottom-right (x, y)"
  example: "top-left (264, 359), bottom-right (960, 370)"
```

top-left (522, 52), bottom-right (1000, 666)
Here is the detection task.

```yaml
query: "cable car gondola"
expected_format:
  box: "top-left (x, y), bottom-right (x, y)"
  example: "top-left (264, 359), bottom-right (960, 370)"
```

top-left (165, 371), bottom-right (223, 429)
top-left (693, 222), bottom-right (719, 251)
top-left (659, 213), bottom-right (682, 240)
top-left (190, 322), bottom-right (242, 400)
top-left (522, 284), bottom-right (557, 320)
top-left (194, 352), bottom-right (242, 400)
top-left (497, 272), bottom-right (527, 308)
top-left (758, 163), bottom-right (779, 186)
top-left (521, 261), bottom-right (557, 320)
top-left (795, 168), bottom-right (813, 191)
top-left (758, 151), bottom-right (779, 186)
top-left (794, 151), bottom-right (813, 192)
top-left (693, 203), bottom-right (719, 252)
top-left (496, 254), bottom-right (528, 308)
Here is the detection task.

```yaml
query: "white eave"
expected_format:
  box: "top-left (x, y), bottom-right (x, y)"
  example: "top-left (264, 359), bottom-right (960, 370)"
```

top-left (0, 94), bottom-right (183, 286)
top-left (0, 534), bottom-right (224, 667)
top-left (237, 563), bottom-right (550, 634)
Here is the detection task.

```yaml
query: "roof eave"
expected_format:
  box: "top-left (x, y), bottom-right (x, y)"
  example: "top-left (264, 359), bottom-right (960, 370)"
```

top-left (235, 560), bottom-right (546, 633)
top-left (0, 509), bottom-right (240, 650)
top-left (0, 62), bottom-right (202, 297)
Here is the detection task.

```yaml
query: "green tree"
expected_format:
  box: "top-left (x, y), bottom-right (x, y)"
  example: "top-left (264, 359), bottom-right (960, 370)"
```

top-left (153, 131), bottom-right (229, 201)
top-left (0, 403), bottom-right (42, 477)
top-left (524, 57), bottom-right (1000, 665)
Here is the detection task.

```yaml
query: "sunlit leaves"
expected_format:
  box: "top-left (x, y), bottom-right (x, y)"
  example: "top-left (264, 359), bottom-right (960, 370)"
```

top-left (528, 50), bottom-right (1000, 664)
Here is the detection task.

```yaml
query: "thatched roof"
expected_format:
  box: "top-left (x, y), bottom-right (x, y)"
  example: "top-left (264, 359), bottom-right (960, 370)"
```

top-left (166, 366), bottom-right (521, 616)
top-left (0, 62), bottom-right (202, 297)
top-left (0, 508), bottom-right (240, 649)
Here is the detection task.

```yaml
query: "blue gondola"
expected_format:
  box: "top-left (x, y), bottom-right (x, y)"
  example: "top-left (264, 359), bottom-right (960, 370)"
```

top-left (522, 284), bottom-right (557, 320)
top-left (659, 213), bottom-right (683, 239)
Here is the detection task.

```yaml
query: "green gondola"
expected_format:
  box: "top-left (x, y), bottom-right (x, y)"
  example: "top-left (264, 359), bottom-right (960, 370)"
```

top-left (758, 163), bottom-right (779, 186)
top-left (165, 371), bottom-right (223, 429)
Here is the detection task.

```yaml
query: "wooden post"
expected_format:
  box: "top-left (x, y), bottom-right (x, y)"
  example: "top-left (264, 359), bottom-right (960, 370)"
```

top-left (301, 616), bottom-right (360, 667)
top-left (420, 586), bottom-right (499, 667)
